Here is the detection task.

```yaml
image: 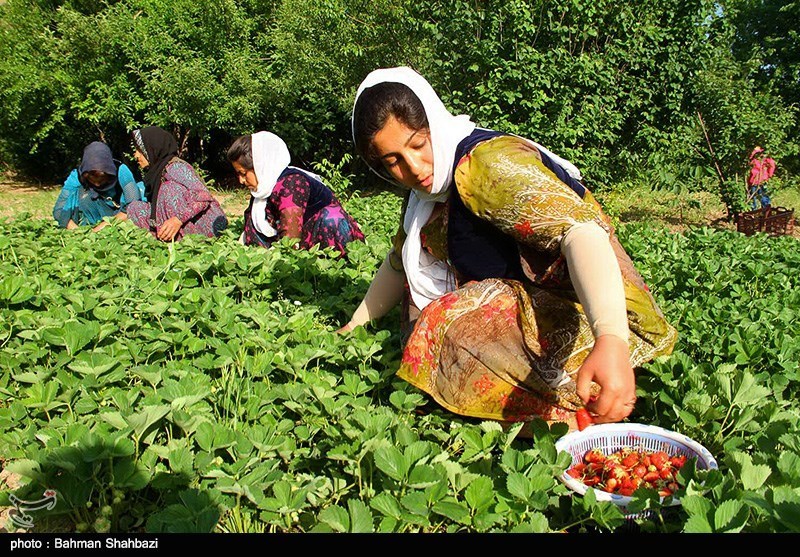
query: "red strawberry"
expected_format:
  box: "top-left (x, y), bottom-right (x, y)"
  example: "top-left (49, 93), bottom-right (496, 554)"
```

top-left (584, 448), bottom-right (606, 464)
top-left (650, 451), bottom-right (670, 469)
top-left (670, 455), bottom-right (687, 468)
top-left (621, 452), bottom-right (639, 468)
top-left (643, 471), bottom-right (660, 483)
top-left (609, 467), bottom-right (629, 481)
top-left (576, 408), bottom-right (593, 431)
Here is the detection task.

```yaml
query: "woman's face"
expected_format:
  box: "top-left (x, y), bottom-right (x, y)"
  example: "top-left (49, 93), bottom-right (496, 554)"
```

top-left (85, 171), bottom-right (113, 189)
top-left (371, 115), bottom-right (434, 193)
top-left (231, 160), bottom-right (259, 192)
top-left (133, 148), bottom-right (149, 170)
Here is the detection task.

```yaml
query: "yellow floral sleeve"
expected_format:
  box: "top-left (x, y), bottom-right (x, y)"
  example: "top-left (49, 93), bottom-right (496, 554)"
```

top-left (454, 135), bottom-right (603, 256)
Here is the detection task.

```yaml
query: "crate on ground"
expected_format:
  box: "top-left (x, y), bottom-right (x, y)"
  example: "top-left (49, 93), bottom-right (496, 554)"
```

top-left (736, 206), bottom-right (795, 237)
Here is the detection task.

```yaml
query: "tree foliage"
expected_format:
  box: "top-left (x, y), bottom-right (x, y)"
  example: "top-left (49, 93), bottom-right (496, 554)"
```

top-left (0, 0), bottom-right (796, 196)
top-left (726, 0), bottom-right (800, 173)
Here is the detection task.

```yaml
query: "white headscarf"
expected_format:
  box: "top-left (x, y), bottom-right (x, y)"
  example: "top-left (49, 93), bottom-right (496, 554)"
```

top-left (250, 131), bottom-right (291, 238)
top-left (352, 67), bottom-right (583, 310)
top-left (353, 66), bottom-right (477, 310)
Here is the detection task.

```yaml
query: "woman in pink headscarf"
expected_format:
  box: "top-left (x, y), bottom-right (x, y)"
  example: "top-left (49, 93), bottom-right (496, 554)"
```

top-left (747, 146), bottom-right (776, 210)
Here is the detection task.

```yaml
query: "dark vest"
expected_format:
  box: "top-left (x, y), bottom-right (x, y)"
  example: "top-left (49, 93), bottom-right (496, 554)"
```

top-left (278, 167), bottom-right (334, 222)
top-left (447, 129), bottom-right (586, 284)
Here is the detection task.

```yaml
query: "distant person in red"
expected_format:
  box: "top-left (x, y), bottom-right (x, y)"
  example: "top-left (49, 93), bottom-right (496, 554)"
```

top-left (747, 146), bottom-right (776, 210)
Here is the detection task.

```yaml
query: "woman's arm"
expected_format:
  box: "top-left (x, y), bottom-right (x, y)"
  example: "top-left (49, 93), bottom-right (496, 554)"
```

top-left (153, 161), bottom-right (213, 241)
top-left (91, 211), bottom-right (128, 233)
top-left (52, 170), bottom-right (81, 228)
top-left (456, 137), bottom-right (635, 423)
top-left (117, 164), bottom-right (142, 207)
top-left (271, 173), bottom-right (313, 242)
top-left (562, 222), bottom-right (635, 424)
top-left (337, 252), bottom-right (406, 332)
top-left (164, 160), bottom-right (214, 224)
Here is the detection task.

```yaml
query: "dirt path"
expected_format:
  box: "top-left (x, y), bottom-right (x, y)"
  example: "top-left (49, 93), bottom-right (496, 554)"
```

top-left (0, 177), bottom-right (251, 222)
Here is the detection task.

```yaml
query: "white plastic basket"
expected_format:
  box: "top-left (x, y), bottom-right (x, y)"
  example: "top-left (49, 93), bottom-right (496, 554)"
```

top-left (554, 423), bottom-right (718, 511)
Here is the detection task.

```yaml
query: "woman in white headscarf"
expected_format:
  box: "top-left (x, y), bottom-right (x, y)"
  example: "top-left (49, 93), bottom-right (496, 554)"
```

top-left (339, 66), bottom-right (677, 433)
top-left (227, 131), bottom-right (364, 258)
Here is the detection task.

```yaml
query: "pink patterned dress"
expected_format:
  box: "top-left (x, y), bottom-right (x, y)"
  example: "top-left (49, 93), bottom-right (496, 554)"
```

top-left (125, 158), bottom-right (228, 241)
top-left (242, 170), bottom-right (364, 258)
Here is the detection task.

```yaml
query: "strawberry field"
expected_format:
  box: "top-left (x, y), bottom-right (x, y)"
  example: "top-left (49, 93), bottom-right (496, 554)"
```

top-left (1, 193), bottom-right (800, 534)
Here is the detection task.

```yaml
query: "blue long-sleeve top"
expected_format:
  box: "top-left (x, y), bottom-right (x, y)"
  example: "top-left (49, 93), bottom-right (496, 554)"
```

top-left (53, 163), bottom-right (144, 227)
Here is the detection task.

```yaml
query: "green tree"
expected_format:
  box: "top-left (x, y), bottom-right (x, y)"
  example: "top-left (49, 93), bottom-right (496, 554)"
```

top-left (726, 0), bottom-right (800, 173)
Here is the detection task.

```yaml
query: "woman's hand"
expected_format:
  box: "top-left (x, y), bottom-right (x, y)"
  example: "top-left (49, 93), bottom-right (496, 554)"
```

top-left (91, 221), bottom-right (110, 233)
top-left (575, 334), bottom-right (636, 424)
top-left (157, 216), bottom-right (183, 242)
top-left (335, 322), bottom-right (355, 334)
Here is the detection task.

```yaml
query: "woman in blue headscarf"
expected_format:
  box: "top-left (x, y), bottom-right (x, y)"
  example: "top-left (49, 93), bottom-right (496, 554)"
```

top-left (52, 141), bottom-right (145, 231)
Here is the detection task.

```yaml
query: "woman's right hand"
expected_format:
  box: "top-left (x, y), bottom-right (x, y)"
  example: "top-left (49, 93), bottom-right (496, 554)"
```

top-left (335, 322), bottom-right (355, 334)
top-left (91, 221), bottom-right (110, 233)
top-left (575, 334), bottom-right (636, 424)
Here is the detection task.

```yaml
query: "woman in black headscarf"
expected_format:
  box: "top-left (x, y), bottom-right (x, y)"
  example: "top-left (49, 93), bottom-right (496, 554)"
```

top-left (119, 126), bottom-right (228, 242)
top-left (52, 141), bottom-right (145, 230)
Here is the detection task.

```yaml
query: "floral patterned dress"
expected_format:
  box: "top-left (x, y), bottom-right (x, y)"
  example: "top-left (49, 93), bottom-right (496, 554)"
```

top-left (125, 158), bottom-right (228, 241)
top-left (242, 170), bottom-right (364, 258)
top-left (392, 135), bottom-right (678, 430)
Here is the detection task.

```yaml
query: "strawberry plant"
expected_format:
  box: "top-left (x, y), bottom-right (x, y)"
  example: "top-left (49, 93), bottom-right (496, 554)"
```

top-left (2, 192), bottom-right (800, 533)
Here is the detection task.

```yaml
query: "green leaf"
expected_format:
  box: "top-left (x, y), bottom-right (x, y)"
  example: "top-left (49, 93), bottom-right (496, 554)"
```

top-left (400, 492), bottom-right (429, 517)
top-left (168, 444), bottom-right (194, 476)
top-left (741, 463), bottom-right (772, 491)
top-left (526, 512), bottom-right (550, 533)
top-left (731, 371), bottom-right (771, 407)
top-left (125, 404), bottom-right (171, 440)
top-left (529, 474), bottom-right (555, 492)
top-left (680, 494), bottom-right (713, 517)
top-left (108, 434), bottom-right (136, 458)
top-left (347, 499), bottom-right (374, 533)
top-left (464, 475), bottom-right (494, 511)
top-left (63, 321), bottom-right (100, 355)
top-left (98, 412), bottom-right (129, 431)
top-left (432, 500), bottom-right (471, 525)
top-left (67, 352), bottom-right (118, 376)
top-left (777, 451), bottom-right (800, 482)
top-left (370, 493), bottom-right (402, 519)
top-left (589, 502), bottom-right (625, 530)
top-left (506, 472), bottom-right (532, 501)
top-left (113, 459), bottom-right (151, 491)
top-left (318, 505), bottom-right (349, 532)
top-left (773, 501), bottom-right (800, 533)
top-left (535, 436), bottom-right (557, 464)
top-left (374, 445), bottom-right (408, 481)
top-left (407, 464), bottom-right (442, 489)
top-left (730, 451), bottom-right (772, 490)
top-left (714, 499), bottom-right (748, 532)
top-left (11, 370), bottom-right (52, 384)
top-left (404, 440), bottom-right (432, 465)
top-left (5, 459), bottom-right (44, 484)
top-left (0, 276), bottom-right (35, 304)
